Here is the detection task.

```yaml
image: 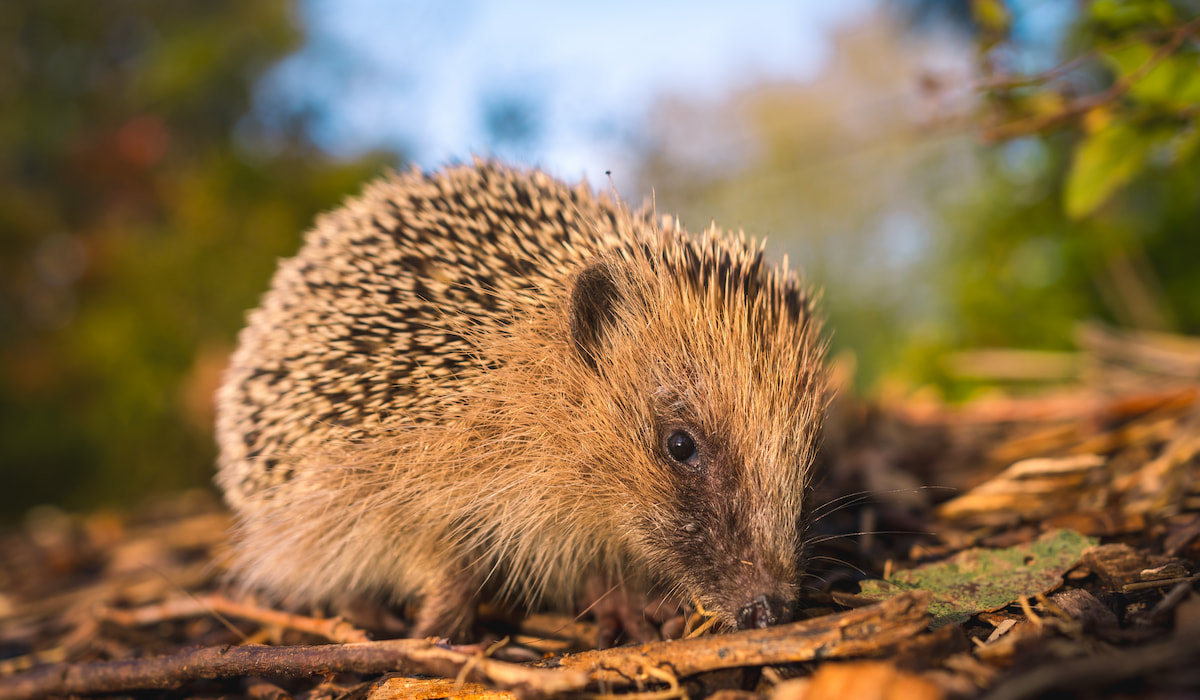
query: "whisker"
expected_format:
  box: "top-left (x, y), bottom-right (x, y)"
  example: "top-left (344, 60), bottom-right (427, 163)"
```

top-left (806, 555), bottom-right (869, 578)
top-left (806, 529), bottom-right (933, 546)
top-left (809, 489), bottom-right (880, 519)
top-left (810, 485), bottom-right (958, 522)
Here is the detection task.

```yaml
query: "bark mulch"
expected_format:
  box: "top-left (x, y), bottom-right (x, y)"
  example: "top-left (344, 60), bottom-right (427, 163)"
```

top-left (2, 322), bottom-right (1198, 699)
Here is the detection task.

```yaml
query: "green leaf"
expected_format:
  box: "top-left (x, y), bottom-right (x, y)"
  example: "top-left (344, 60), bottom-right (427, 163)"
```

top-left (1064, 121), bottom-right (1151, 219)
top-left (1090, 0), bottom-right (1175, 30)
top-left (859, 530), bottom-right (1098, 628)
top-left (1103, 42), bottom-right (1200, 108)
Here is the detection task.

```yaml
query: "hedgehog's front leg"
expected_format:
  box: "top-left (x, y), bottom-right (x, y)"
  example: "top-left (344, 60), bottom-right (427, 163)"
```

top-left (412, 569), bottom-right (481, 641)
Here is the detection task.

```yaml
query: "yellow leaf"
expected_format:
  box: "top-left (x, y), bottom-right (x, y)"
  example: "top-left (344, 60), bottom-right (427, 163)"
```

top-left (1082, 106), bottom-right (1113, 134)
top-left (972, 0), bottom-right (1012, 34)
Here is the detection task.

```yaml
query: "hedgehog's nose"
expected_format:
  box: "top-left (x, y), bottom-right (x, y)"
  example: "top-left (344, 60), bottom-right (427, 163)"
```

top-left (736, 594), bottom-right (792, 630)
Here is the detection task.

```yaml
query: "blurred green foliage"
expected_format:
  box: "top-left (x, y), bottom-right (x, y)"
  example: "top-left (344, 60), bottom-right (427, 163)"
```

top-left (922, 0), bottom-right (1200, 394)
top-left (0, 2), bottom-right (398, 518)
top-left (637, 0), bottom-right (1200, 397)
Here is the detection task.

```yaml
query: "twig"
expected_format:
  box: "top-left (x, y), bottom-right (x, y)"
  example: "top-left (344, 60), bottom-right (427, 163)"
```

top-left (0, 638), bottom-right (589, 700)
top-left (0, 592), bottom-right (930, 699)
top-left (3, 560), bottom-right (215, 625)
top-left (973, 23), bottom-right (1186, 92)
top-left (975, 49), bottom-right (1099, 91)
top-left (453, 635), bottom-right (511, 696)
top-left (94, 592), bottom-right (371, 644)
top-left (541, 591), bottom-right (932, 684)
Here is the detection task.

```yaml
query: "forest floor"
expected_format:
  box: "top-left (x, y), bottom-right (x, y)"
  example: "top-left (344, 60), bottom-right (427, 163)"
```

top-left (2, 322), bottom-right (1199, 699)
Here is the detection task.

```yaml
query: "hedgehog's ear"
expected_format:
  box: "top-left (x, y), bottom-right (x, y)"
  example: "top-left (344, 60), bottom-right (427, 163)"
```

top-left (569, 263), bottom-right (621, 372)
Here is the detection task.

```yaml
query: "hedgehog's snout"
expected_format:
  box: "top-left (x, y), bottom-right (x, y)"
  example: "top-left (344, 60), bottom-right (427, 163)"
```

top-left (735, 593), bottom-right (794, 630)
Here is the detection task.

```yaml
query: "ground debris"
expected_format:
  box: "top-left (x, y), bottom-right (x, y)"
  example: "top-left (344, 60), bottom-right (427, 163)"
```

top-left (2, 325), bottom-right (1199, 698)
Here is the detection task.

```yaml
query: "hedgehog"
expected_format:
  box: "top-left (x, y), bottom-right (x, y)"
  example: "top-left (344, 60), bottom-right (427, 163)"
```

top-left (215, 160), bottom-right (827, 643)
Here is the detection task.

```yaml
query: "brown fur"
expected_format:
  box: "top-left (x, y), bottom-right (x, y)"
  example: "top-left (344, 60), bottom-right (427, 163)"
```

top-left (215, 160), bottom-right (827, 638)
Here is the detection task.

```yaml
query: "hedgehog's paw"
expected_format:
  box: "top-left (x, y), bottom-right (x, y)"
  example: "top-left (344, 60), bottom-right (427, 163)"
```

top-left (582, 577), bottom-right (682, 648)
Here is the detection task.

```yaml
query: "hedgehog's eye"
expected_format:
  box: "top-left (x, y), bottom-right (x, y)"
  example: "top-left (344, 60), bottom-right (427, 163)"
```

top-left (665, 429), bottom-right (700, 467)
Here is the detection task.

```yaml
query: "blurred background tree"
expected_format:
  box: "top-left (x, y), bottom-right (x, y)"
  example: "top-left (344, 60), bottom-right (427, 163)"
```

top-left (2, 0), bottom-right (1197, 518)
top-left (0, 2), bottom-right (397, 518)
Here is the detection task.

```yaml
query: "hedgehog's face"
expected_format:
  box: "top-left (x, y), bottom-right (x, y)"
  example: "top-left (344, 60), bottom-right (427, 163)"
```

top-left (634, 381), bottom-right (810, 630)
top-left (568, 254), bottom-right (825, 630)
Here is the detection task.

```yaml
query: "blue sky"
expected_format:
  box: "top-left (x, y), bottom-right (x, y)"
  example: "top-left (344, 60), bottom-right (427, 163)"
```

top-left (257, 0), bottom-right (876, 180)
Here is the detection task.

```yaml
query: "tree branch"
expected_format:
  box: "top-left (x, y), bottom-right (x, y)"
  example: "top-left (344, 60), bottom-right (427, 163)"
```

top-left (981, 17), bottom-right (1200, 142)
